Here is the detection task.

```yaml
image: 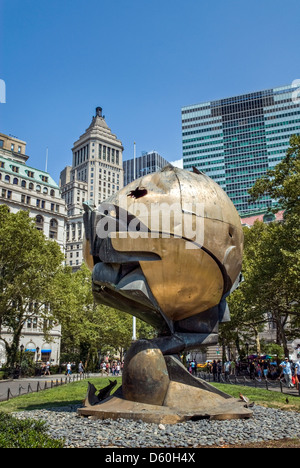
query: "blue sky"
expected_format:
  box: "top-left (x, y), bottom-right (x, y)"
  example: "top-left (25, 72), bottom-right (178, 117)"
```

top-left (0, 0), bottom-right (300, 183)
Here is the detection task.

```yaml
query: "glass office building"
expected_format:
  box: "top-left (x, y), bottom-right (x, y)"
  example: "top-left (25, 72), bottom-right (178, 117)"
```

top-left (182, 84), bottom-right (300, 214)
top-left (123, 151), bottom-right (169, 186)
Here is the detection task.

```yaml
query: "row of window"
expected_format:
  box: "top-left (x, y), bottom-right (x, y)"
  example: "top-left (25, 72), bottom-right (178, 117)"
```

top-left (182, 118), bottom-right (222, 131)
top-left (182, 125), bottom-right (222, 137)
top-left (26, 316), bottom-right (56, 330)
top-left (0, 161), bottom-right (49, 182)
top-left (74, 143), bottom-right (121, 167)
top-left (0, 188), bottom-right (61, 214)
top-left (0, 140), bottom-right (23, 153)
top-left (0, 173), bottom-right (56, 196)
top-left (0, 206), bottom-right (60, 240)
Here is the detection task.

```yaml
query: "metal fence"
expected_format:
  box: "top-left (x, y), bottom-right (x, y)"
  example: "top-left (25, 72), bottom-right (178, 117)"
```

top-left (199, 371), bottom-right (300, 396)
top-left (0, 373), bottom-right (91, 402)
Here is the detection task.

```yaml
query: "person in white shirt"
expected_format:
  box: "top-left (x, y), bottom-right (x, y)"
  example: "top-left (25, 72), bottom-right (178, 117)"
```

top-left (67, 362), bottom-right (72, 376)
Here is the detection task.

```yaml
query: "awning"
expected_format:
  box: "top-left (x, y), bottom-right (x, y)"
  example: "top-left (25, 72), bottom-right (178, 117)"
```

top-left (25, 348), bottom-right (36, 352)
top-left (41, 349), bottom-right (52, 353)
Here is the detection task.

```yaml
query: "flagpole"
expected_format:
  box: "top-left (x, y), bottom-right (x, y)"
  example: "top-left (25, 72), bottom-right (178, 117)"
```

top-left (132, 141), bottom-right (137, 341)
top-left (45, 147), bottom-right (48, 172)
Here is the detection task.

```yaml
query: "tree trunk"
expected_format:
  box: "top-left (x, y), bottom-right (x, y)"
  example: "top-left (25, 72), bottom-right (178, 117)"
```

top-left (273, 310), bottom-right (289, 357)
top-left (254, 327), bottom-right (261, 355)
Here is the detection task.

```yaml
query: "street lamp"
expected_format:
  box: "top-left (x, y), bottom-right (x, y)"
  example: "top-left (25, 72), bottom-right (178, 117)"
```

top-left (19, 344), bottom-right (24, 378)
top-left (132, 141), bottom-right (137, 342)
top-left (36, 347), bottom-right (40, 375)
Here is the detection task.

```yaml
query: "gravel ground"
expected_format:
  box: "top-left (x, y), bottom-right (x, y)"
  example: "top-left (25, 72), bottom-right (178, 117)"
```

top-left (14, 404), bottom-right (300, 448)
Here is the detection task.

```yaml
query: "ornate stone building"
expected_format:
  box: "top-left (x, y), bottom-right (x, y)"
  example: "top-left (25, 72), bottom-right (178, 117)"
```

top-left (0, 133), bottom-right (67, 366)
top-left (60, 107), bottom-right (124, 270)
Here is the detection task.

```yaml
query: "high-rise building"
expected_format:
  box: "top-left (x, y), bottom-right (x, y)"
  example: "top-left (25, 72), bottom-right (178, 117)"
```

top-left (182, 84), bottom-right (300, 215)
top-left (0, 132), bottom-right (67, 366)
top-left (123, 150), bottom-right (169, 186)
top-left (60, 107), bottom-right (124, 270)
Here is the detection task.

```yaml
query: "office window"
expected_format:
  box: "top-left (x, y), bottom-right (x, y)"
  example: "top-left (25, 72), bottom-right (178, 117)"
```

top-left (49, 218), bottom-right (58, 239)
top-left (36, 215), bottom-right (44, 231)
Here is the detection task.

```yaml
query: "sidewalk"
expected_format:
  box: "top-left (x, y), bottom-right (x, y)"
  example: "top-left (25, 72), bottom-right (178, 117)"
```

top-left (0, 372), bottom-right (118, 402)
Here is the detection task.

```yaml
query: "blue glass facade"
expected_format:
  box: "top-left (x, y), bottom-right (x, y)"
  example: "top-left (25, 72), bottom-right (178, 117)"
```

top-left (182, 85), bottom-right (300, 214)
top-left (123, 151), bottom-right (169, 186)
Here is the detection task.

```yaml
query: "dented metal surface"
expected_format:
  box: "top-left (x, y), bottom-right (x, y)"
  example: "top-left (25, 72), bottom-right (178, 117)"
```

top-left (83, 166), bottom-right (243, 353)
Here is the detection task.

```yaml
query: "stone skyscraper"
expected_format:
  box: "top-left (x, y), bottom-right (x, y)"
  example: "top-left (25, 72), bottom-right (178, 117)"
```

top-left (60, 107), bottom-right (124, 269)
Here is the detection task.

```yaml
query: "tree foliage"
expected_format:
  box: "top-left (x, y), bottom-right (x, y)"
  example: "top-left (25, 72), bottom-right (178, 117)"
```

top-left (53, 264), bottom-right (156, 368)
top-left (0, 206), bottom-right (156, 370)
top-left (220, 135), bottom-right (300, 358)
top-left (249, 134), bottom-right (300, 217)
top-left (0, 206), bottom-right (64, 368)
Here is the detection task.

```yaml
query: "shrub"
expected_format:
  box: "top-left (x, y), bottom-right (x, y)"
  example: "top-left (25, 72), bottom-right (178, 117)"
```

top-left (0, 412), bottom-right (64, 448)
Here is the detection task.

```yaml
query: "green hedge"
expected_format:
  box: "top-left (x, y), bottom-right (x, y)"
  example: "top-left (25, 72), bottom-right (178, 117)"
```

top-left (0, 412), bottom-right (64, 448)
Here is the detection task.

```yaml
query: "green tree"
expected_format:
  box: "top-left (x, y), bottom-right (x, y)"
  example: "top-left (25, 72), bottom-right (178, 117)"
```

top-left (53, 264), bottom-right (156, 369)
top-left (0, 206), bottom-right (64, 369)
top-left (222, 136), bottom-right (300, 358)
top-left (249, 134), bottom-right (300, 352)
top-left (249, 134), bottom-right (300, 217)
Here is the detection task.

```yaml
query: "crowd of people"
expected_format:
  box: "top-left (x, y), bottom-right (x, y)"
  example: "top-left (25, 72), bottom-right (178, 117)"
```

top-left (65, 360), bottom-right (124, 376)
top-left (205, 357), bottom-right (300, 389)
top-left (100, 360), bottom-right (124, 376)
top-left (39, 355), bottom-right (300, 391)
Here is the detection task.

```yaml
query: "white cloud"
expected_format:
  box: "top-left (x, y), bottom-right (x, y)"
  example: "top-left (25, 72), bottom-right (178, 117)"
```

top-left (169, 158), bottom-right (183, 169)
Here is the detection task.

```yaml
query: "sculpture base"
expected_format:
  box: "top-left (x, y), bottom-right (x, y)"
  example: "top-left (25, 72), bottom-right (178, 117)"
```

top-left (78, 383), bottom-right (252, 424)
top-left (78, 354), bottom-right (252, 423)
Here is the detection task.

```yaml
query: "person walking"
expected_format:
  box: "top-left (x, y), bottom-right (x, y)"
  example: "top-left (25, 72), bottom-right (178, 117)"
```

top-left (224, 360), bottom-right (231, 381)
top-left (45, 361), bottom-right (51, 376)
top-left (217, 360), bottom-right (222, 382)
top-left (280, 357), bottom-right (293, 388)
top-left (263, 360), bottom-right (269, 379)
top-left (295, 358), bottom-right (300, 391)
top-left (212, 360), bottom-right (218, 382)
top-left (67, 362), bottom-right (72, 377)
top-left (78, 361), bottom-right (84, 376)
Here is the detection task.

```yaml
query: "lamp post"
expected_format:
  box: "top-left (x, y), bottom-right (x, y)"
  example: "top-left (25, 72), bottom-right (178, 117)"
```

top-left (245, 342), bottom-right (249, 372)
top-left (36, 347), bottom-right (40, 375)
top-left (20, 344), bottom-right (24, 378)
